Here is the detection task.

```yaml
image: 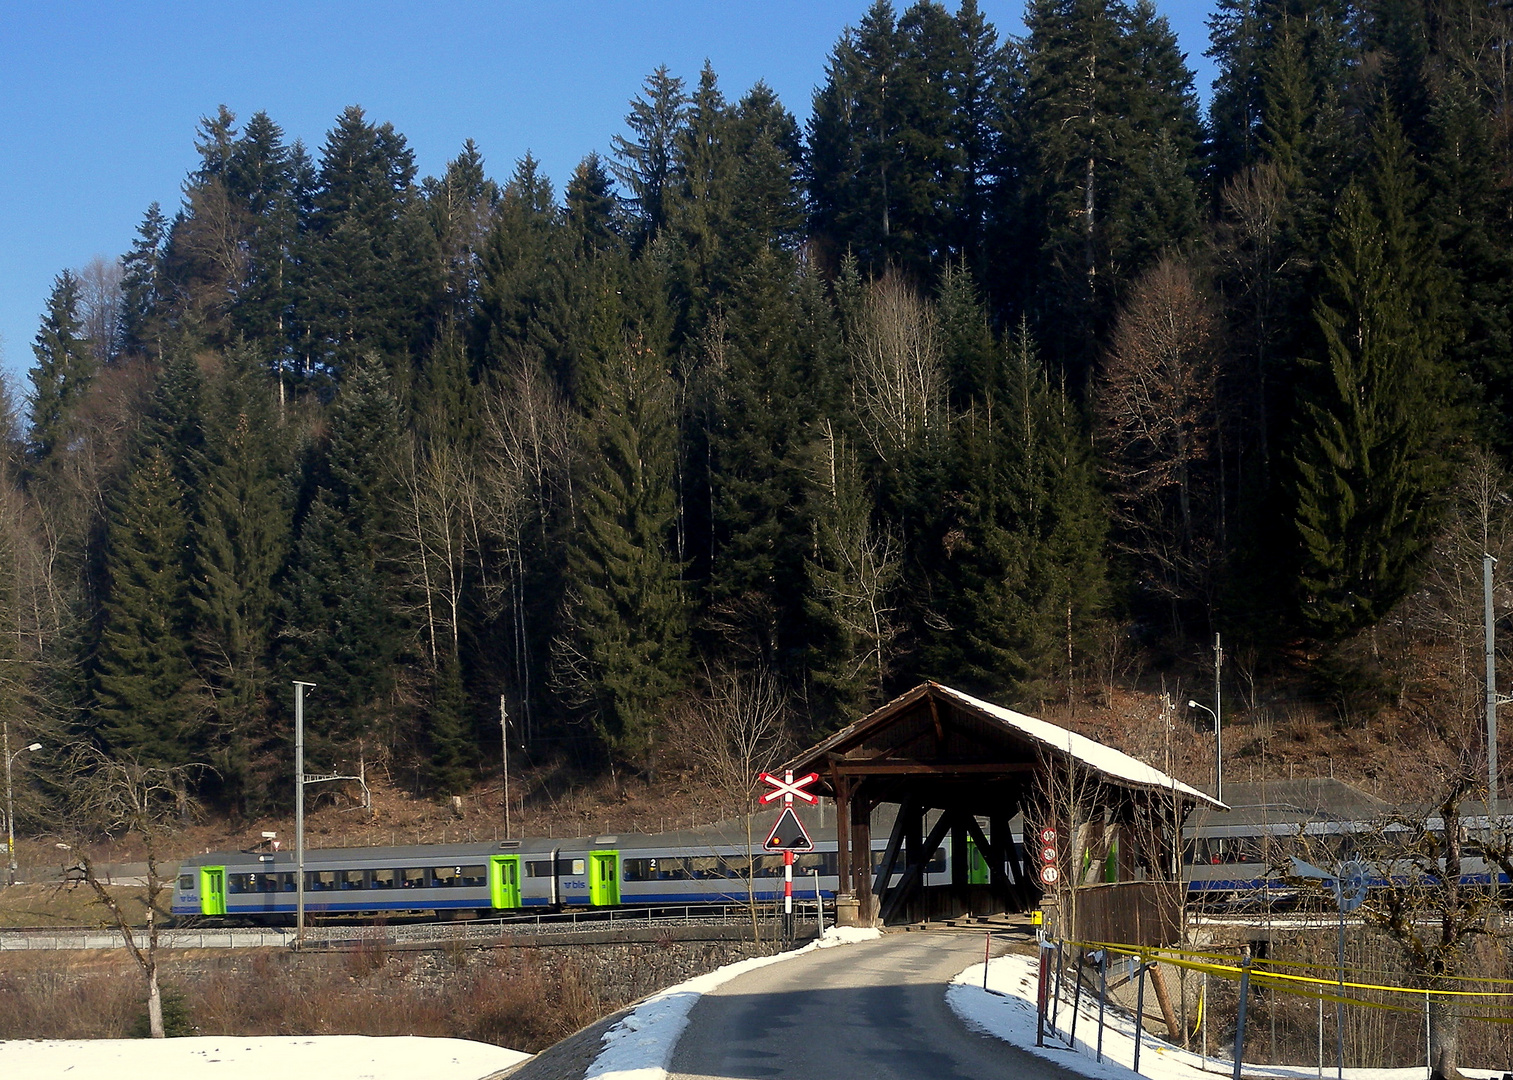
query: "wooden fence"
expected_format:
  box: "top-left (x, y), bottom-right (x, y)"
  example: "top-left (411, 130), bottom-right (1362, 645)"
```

top-left (1070, 880), bottom-right (1183, 947)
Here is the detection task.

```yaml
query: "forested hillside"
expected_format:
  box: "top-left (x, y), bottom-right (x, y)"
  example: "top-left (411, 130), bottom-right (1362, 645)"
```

top-left (10, 0), bottom-right (1513, 818)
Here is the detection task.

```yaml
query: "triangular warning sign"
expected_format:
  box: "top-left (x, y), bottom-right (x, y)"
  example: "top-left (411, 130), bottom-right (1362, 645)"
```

top-left (764, 806), bottom-right (814, 851)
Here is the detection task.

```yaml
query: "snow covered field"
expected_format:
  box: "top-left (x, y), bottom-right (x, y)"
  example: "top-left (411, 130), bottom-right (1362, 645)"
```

top-left (947, 950), bottom-right (1509, 1080)
top-left (584, 925), bottom-right (881, 1080)
top-left (0, 1034), bottom-right (530, 1080)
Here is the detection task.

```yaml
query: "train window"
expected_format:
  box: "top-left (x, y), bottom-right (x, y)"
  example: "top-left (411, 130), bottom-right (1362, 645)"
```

top-left (661, 857), bottom-right (691, 880)
top-left (623, 858), bottom-right (652, 882)
top-left (460, 865), bottom-right (487, 887)
top-left (249, 873), bottom-right (278, 893)
top-left (308, 871), bottom-right (337, 891)
top-left (755, 854), bottom-right (786, 878)
top-left (228, 874), bottom-right (249, 894)
top-left (926, 852), bottom-right (946, 874)
top-left (401, 867), bottom-right (427, 889)
top-left (555, 858), bottom-right (585, 876)
top-left (720, 856), bottom-right (750, 879)
top-left (431, 866), bottom-right (460, 888)
top-left (793, 852), bottom-right (837, 876)
top-left (526, 860), bottom-right (553, 878)
top-left (178, 875), bottom-right (194, 891)
top-left (689, 856), bottom-right (721, 879)
top-left (339, 870), bottom-right (366, 890)
top-left (371, 868), bottom-right (396, 889)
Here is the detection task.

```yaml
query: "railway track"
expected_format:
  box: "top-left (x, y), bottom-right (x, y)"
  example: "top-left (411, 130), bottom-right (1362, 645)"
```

top-left (0, 902), bottom-right (824, 951)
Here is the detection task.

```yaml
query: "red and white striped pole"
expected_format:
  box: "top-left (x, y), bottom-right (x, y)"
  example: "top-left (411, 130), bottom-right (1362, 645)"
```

top-left (783, 770), bottom-right (795, 935)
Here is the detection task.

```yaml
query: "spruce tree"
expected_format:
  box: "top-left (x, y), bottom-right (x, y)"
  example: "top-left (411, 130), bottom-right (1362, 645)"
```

top-left (95, 446), bottom-right (203, 765)
top-left (192, 349), bottom-right (292, 811)
top-left (922, 323), bottom-right (1106, 700)
top-left (565, 152), bottom-right (621, 258)
top-left (1293, 114), bottom-right (1450, 639)
top-left (285, 355), bottom-right (407, 761)
top-left (27, 270), bottom-right (96, 465)
top-left (610, 66), bottom-right (688, 245)
top-left (297, 106), bottom-right (432, 379)
top-left (119, 203), bottom-right (169, 360)
top-left (556, 265), bottom-right (689, 771)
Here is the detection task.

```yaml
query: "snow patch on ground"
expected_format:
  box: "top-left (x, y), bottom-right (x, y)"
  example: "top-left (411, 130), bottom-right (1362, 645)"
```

top-left (947, 951), bottom-right (1508, 1080)
top-left (0, 1034), bottom-right (529, 1080)
top-left (584, 925), bottom-right (882, 1080)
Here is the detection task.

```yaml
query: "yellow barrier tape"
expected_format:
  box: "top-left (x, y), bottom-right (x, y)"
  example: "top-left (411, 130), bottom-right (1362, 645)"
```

top-left (1061, 940), bottom-right (1513, 1000)
top-left (1073, 937), bottom-right (1513, 986)
top-left (1046, 939), bottom-right (1513, 1027)
top-left (1118, 942), bottom-right (1513, 988)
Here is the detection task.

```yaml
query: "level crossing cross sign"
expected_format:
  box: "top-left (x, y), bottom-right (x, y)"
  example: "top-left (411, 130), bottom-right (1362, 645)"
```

top-left (759, 771), bottom-right (819, 805)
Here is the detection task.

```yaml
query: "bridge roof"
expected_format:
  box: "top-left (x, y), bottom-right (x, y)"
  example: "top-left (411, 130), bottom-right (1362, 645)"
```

top-left (781, 681), bottom-right (1224, 810)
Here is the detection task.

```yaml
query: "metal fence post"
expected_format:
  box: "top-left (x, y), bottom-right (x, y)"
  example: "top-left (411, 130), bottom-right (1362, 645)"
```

top-left (1233, 945), bottom-right (1252, 1080)
top-left (1070, 950), bottom-right (1085, 1047)
top-left (1096, 950), bottom-right (1108, 1063)
top-left (1134, 961), bottom-right (1148, 1075)
top-left (1050, 939), bottom-right (1065, 1037)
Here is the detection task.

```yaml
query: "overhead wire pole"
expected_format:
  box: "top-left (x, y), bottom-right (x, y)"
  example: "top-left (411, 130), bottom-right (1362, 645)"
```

top-left (293, 680), bottom-right (316, 948)
top-left (500, 694), bottom-right (510, 839)
top-left (1214, 633), bottom-right (1223, 806)
top-left (1486, 555), bottom-right (1500, 816)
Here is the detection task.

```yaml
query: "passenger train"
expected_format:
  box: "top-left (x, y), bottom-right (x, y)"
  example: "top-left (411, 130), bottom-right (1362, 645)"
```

top-left (171, 779), bottom-right (1512, 922)
top-left (172, 818), bottom-right (953, 923)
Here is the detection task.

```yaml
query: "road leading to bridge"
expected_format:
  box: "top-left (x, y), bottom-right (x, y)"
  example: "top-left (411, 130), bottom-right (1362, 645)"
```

top-left (667, 931), bottom-right (1085, 1080)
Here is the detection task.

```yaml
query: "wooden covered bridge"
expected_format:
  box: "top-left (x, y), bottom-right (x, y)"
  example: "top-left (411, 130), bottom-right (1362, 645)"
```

top-left (778, 682), bottom-right (1223, 935)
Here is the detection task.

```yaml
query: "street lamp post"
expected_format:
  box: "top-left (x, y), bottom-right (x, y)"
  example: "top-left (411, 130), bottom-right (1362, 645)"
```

top-left (3, 720), bottom-right (42, 887)
top-left (1188, 700), bottom-right (1221, 804)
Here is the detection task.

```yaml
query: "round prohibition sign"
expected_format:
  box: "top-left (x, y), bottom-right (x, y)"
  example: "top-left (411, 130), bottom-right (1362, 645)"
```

top-left (1039, 845), bottom-right (1058, 864)
top-left (1039, 865), bottom-right (1060, 885)
top-left (1038, 827), bottom-right (1056, 845)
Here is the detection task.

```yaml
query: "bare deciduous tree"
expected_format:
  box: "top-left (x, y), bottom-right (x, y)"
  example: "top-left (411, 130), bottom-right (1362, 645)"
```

top-left (61, 752), bottom-right (201, 1039)
top-left (1288, 771), bottom-right (1512, 1080)
top-left (76, 256), bottom-right (124, 369)
top-left (808, 420), bottom-right (899, 703)
top-left (1097, 255), bottom-right (1223, 614)
top-left (850, 272), bottom-right (945, 465)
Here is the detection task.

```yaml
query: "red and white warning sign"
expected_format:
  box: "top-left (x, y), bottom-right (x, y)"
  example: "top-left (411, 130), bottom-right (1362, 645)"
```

top-left (759, 771), bottom-right (819, 805)
top-left (1038, 826), bottom-right (1056, 845)
top-left (764, 806), bottom-right (814, 851)
top-left (1039, 864), bottom-right (1060, 885)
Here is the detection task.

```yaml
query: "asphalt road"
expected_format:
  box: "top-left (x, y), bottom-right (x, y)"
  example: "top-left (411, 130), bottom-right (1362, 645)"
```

top-left (667, 931), bottom-right (1083, 1080)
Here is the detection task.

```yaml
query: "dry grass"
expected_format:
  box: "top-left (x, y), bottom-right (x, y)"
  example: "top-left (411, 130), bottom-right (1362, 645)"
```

top-left (0, 883), bottom-right (152, 929)
top-left (0, 946), bottom-right (610, 1052)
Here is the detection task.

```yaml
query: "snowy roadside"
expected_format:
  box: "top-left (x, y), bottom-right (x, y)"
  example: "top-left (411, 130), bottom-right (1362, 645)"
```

top-left (947, 951), bottom-right (1508, 1080)
top-left (584, 925), bottom-right (882, 1080)
top-left (0, 1034), bottom-right (530, 1080)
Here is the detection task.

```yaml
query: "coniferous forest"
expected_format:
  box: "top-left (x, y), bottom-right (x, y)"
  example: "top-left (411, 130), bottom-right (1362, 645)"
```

top-left (13, 0), bottom-right (1513, 815)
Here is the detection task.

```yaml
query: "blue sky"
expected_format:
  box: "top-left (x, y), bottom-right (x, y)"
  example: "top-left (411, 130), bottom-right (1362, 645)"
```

top-left (0, 1), bottom-right (1218, 379)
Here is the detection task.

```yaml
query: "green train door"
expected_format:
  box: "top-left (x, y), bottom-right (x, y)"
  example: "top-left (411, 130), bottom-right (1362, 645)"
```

top-left (199, 865), bottom-right (226, 915)
top-left (588, 851), bottom-right (619, 906)
top-left (489, 855), bottom-right (521, 910)
top-left (965, 839), bottom-right (990, 886)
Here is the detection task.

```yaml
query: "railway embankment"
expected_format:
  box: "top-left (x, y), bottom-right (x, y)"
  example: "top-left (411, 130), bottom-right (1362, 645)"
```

top-left (0, 928), bottom-right (801, 1052)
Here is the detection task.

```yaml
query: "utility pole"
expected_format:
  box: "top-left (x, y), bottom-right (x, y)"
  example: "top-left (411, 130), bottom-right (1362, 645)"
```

top-left (1214, 633), bottom-right (1224, 805)
top-left (1486, 555), bottom-right (1500, 815)
top-left (293, 680), bottom-right (316, 947)
top-left (500, 694), bottom-right (510, 839)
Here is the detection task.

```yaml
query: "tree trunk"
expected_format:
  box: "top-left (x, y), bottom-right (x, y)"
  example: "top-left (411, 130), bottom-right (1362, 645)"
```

top-left (1428, 992), bottom-right (1463, 1080)
top-left (147, 961), bottom-right (164, 1038)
